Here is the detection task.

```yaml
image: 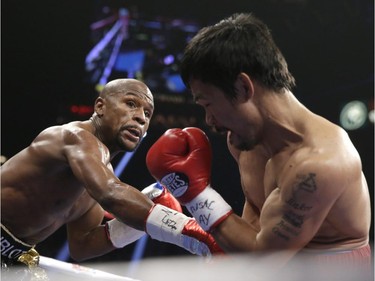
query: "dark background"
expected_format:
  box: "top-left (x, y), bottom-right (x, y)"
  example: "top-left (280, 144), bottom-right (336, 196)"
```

top-left (2, 0), bottom-right (374, 265)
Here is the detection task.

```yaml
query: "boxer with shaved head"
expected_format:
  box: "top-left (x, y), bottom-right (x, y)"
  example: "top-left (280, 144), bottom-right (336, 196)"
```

top-left (1, 79), bottom-right (221, 276)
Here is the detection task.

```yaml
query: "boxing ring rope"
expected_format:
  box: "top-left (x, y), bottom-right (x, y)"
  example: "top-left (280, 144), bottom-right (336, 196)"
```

top-left (39, 256), bottom-right (140, 280)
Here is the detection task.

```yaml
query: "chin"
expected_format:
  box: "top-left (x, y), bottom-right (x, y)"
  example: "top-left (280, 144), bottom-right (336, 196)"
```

top-left (235, 139), bottom-right (257, 151)
top-left (236, 143), bottom-right (253, 151)
top-left (119, 142), bottom-right (138, 152)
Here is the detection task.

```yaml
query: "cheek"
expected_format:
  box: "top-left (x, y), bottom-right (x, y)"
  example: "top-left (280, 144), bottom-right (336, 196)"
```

top-left (224, 105), bottom-right (244, 123)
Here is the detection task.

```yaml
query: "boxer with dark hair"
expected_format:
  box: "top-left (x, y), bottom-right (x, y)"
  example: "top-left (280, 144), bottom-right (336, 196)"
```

top-left (146, 13), bottom-right (371, 276)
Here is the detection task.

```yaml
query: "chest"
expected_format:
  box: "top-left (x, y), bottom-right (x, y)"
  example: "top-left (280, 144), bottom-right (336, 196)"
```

top-left (33, 167), bottom-right (96, 222)
top-left (238, 153), bottom-right (284, 211)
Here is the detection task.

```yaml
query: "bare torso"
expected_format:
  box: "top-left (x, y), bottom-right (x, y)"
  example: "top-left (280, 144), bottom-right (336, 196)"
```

top-left (231, 113), bottom-right (371, 251)
top-left (1, 122), bottom-right (104, 245)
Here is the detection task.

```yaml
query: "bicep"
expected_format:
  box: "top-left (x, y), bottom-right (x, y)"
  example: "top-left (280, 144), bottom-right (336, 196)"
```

top-left (242, 200), bottom-right (260, 232)
top-left (62, 130), bottom-right (120, 198)
top-left (256, 170), bottom-right (335, 252)
top-left (61, 128), bottom-right (153, 230)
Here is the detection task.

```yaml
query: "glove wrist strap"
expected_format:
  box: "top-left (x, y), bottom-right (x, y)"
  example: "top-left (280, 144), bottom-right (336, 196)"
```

top-left (145, 204), bottom-right (187, 244)
top-left (185, 185), bottom-right (232, 231)
top-left (146, 204), bottom-right (211, 256)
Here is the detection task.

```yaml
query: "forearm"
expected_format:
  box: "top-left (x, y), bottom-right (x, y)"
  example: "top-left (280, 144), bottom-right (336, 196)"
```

top-left (211, 214), bottom-right (258, 252)
top-left (211, 215), bottom-right (298, 268)
top-left (98, 183), bottom-right (154, 230)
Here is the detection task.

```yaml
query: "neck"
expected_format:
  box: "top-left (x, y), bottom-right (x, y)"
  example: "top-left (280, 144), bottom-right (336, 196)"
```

top-left (89, 114), bottom-right (121, 159)
top-left (258, 90), bottom-right (307, 156)
top-left (89, 114), bottom-right (105, 144)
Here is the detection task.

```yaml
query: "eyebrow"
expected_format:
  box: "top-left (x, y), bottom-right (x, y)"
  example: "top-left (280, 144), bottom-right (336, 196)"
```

top-left (126, 92), bottom-right (154, 109)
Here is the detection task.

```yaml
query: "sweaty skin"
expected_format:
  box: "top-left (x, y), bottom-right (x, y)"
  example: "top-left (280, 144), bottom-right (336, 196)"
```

top-left (1, 79), bottom-right (155, 261)
top-left (191, 76), bottom-right (371, 263)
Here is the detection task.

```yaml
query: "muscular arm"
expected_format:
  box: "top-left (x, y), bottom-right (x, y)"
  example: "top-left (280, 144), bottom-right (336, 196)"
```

top-left (212, 159), bottom-right (341, 263)
top-left (242, 200), bottom-right (260, 232)
top-left (63, 127), bottom-right (153, 230)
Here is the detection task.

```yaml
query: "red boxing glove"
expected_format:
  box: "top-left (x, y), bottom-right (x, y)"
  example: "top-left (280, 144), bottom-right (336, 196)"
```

top-left (181, 219), bottom-right (224, 255)
top-left (146, 127), bottom-right (211, 204)
top-left (104, 182), bottom-right (182, 219)
top-left (147, 127), bottom-right (232, 232)
top-left (145, 204), bottom-right (224, 256)
top-left (142, 183), bottom-right (223, 255)
top-left (105, 182), bottom-right (222, 254)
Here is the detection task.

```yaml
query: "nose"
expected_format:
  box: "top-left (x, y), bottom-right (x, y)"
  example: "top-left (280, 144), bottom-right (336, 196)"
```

top-left (205, 111), bottom-right (216, 127)
top-left (133, 108), bottom-right (146, 125)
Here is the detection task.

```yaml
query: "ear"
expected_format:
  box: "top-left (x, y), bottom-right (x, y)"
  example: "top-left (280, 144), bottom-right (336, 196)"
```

top-left (235, 72), bottom-right (255, 101)
top-left (94, 97), bottom-right (105, 116)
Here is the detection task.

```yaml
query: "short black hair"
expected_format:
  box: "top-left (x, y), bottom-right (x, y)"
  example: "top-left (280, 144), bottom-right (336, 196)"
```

top-left (180, 13), bottom-right (296, 100)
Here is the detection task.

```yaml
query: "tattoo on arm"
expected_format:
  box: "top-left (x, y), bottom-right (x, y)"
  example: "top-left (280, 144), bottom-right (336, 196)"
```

top-left (272, 211), bottom-right (304, 241)
top-left (287, 172), bottom-right (316, 211)
top-left (293, 173), bottom-right (317, 193)
top-left (272, 173), bottom-right (317, 241)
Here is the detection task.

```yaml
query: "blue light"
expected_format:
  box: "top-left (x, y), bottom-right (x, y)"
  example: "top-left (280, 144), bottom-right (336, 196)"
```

top-left (166, 74), bottom-right (186, 93)
top-left (114, 50), bottom-right (145, 76)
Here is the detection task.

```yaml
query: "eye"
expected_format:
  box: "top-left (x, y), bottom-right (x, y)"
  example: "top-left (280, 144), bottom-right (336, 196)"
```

top-left (144, 110), bottom-right (151, 119)
top-left (126, 100), bottom-right (137, 108)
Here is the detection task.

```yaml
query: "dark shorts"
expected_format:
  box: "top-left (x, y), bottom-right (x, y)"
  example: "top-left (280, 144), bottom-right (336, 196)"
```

top-left (1, 223), bottom-right (34, 267)
top-left (1, 224), bottom-right (50, 280)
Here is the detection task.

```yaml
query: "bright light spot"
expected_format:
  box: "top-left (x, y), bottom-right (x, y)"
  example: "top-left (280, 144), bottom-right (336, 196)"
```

top-left (339, 100), bottom-right (367, 130)
top-left (163, 55), bottom-right (174, 65)
top-left (369, 109), bottom-right (374, 123)
top-left (0, 155), bottom-right (8, 164)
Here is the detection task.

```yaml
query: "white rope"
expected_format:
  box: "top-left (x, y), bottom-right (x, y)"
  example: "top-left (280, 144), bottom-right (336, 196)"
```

top-left (39, 256), bottom-right (140, 281)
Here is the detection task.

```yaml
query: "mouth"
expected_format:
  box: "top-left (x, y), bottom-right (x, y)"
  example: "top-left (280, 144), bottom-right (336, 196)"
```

top-left (122, 127), bottom-right (142, 142)
top-left (212, 126), bottom-right (228, 135)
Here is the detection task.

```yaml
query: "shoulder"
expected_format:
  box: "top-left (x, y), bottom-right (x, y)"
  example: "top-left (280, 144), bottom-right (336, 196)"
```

top-left (34, 122), bottom-right (88, 140)
top-left (279, 142), bottom-right (358, 205)
top-left (55, 122), bottom-right (100, 147)
top-left (35, 122), bottom-right (106, 157)
top-left (58, 123), bottom-right (111, 163)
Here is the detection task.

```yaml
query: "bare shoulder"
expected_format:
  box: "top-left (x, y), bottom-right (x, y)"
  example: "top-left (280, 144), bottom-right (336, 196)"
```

top-left (43, 122), bottom-right (105, 150)
top-left (309, 124), bottom-right (362, 184)
top-left (32, 122), bottom-right (87, 143)
top-left (25, 121), bottom-right (104, 164)
top-left (279, 127), bottom-right (362, 203)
